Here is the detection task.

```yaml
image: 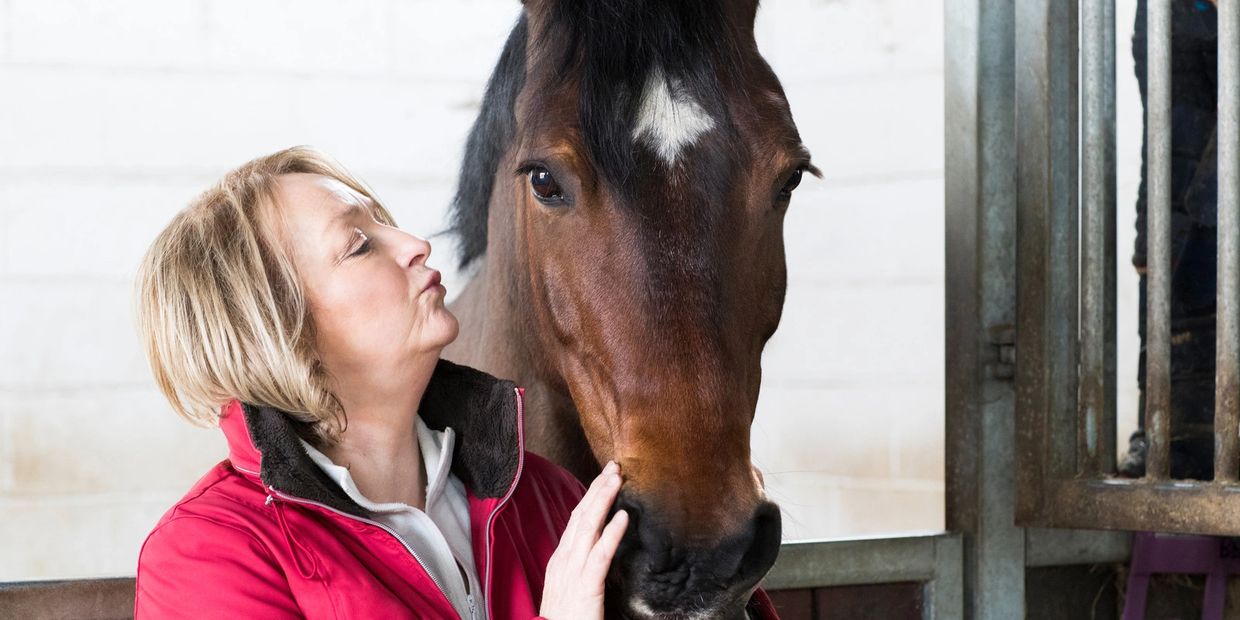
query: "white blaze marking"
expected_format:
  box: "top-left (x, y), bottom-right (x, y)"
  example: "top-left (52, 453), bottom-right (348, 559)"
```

top-left (632, 67), bottom-right (717, 165)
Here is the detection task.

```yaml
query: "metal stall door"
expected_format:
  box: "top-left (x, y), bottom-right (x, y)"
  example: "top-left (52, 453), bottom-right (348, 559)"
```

top-left (1015, 0), bottom-right (1240, 535)
top-left (1009, 0), bottom-right (1240, 616)
top-left (946, 0), bottom-right (1137, 617)
top-left (759, 0), bottom-right (1142, 618)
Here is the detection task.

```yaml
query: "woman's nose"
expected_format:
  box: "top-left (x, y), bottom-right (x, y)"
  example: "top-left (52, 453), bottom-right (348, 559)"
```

top-left (397, 232), bottom-right (432, 269)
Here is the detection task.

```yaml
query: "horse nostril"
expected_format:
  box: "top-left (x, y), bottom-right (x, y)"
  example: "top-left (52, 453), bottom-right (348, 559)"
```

top-left (610, 492), bottom-right (646, 564)
top-left (606, 496), bottom-right (782, 617)
top-left (734, 502), bottom-right (782, 586)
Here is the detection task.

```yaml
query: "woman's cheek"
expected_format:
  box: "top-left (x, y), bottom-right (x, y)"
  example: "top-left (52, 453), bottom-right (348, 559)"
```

top-left (345, 272), bottom-right (393, 308)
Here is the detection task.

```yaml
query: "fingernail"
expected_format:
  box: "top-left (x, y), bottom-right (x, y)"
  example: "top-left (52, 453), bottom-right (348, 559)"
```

top-left (604, 460), bottom-right (618, 474)
top-left (608, 472), bottom-right (621, 486)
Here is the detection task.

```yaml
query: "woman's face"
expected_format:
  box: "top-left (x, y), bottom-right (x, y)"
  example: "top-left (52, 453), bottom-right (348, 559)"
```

top-left (273, 173), bottom-right (458, 383)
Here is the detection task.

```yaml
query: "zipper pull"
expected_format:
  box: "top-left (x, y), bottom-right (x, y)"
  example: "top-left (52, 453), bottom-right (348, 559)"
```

top-left (265, 495), bottom-right (274, 506)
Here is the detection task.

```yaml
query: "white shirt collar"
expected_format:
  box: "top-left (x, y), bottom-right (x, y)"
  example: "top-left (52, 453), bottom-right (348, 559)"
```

top-left (297, 417), bottom-right (456, 513)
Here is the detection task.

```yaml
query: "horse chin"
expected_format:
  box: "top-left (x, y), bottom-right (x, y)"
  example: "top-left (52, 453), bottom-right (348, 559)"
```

top-left (614, 587), bottom-right (753, 620)
top-left (621, 599), bottom-right (750, 620)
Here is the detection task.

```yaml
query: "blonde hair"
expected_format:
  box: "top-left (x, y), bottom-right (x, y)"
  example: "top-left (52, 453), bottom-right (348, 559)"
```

top-left (134, 146), bottom-right (397, 444)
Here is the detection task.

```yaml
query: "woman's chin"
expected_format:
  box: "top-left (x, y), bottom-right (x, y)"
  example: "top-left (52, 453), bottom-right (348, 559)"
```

top-left (426, 311), bottom-right (460, 349)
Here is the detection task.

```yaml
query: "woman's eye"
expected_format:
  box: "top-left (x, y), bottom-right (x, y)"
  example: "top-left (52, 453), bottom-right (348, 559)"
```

top-left (778, 168), bottom-right (804, 199)
top-left (528, 167), bottom-right (565, 204)
top-left (348, 234), bottom-right (371, 258)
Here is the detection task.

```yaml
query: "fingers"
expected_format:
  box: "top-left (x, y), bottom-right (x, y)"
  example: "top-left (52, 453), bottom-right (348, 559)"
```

top-left (583, 509), bottom-right (629, 586)
top-left (560, 464), bottom-right (609, 546)
top-left (540, 462), bottom-right (627, 619)
top-left (566, 461), bottom-right (624, 562)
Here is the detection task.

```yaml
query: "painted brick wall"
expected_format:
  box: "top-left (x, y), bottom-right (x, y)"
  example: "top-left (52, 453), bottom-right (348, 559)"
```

top-left (1, 0), bottom-right (1150, 581)
top-left (750, 0), bottom-right (947, 541)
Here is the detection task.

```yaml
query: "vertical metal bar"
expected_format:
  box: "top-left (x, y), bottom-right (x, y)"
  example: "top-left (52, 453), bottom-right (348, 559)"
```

top-left (1145, 0), bottom-right (1173, 480)
top-left (1051, 0), bottom-right (1082, 482)
top-left (947, 0), bottom-right (1023, 615)
top-left (1215, 0), bottom-right (1240, 483)
top-left (1016, 0), bottom-right (1051, 518)
top-left (1079, 0), bottom-right (1118, 476)
top-left (927, 535), bottom-right (964, 620)
top-left (1017, 0), bottom-right (1080, 482)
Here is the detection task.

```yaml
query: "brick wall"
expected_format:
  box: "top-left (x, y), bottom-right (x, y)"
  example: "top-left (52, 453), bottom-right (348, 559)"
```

top-left (750, 0), bottom-right (946, 540)
top-left (0, 0), bottom-right (514, 581)
top-left (0, 0), bottom-right (1150, 581)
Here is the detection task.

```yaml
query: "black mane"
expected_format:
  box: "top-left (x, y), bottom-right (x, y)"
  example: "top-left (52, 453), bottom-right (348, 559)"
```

top-left (448, 0), bottom-right (747, 269)
top-left (448, 15), bottom-right (529, 270)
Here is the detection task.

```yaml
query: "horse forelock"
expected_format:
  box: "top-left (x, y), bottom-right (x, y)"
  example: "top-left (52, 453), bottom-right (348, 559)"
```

top-left (546, 0), bottom-right (744, 191)
top-left (449, 0), bottom-right (756, 269)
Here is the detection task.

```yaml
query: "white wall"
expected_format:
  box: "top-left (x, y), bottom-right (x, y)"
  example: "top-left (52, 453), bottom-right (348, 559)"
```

top-left (0, 0), bottom-right (509, 580)
top-left (750, 0), bottom-right (946, 540)
top-left (5, 0), bottom-right (1148, 580)
top-left (1116, 0), bottom-right (1146, 453)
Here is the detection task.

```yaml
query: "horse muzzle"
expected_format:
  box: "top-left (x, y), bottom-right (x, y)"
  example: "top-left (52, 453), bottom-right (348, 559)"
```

top-left (607, 491), bottom-right (782, 619)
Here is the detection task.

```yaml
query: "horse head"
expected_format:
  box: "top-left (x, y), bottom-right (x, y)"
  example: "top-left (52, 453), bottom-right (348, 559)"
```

top-left (448, 1), bottom-right (815, 616)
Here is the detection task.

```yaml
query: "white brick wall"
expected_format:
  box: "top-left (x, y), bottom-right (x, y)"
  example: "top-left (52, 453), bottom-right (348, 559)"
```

top-left (0, 1), bottom-right (11, 63)
top-left (10, 0), bottom-right (209, 68)
top-left (0, 0), bottom-right (1148, 579)
top-left (751, 0), bottom-right (949, 539)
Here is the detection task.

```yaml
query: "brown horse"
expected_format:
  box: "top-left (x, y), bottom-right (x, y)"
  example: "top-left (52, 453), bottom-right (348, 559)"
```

top-left (442, 1), bottom-right (816, 617)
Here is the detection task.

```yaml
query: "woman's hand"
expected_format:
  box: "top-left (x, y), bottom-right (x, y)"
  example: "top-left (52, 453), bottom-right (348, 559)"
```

top-left (540, 460), bottom-right (629, 620)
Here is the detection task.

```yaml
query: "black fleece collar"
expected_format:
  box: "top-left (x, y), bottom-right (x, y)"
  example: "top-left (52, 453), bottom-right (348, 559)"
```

top-left (241, 359), bottom-right (522, 518)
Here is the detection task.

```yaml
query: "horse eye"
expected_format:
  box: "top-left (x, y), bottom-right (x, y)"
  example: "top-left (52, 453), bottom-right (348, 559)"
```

top-left (779, 168), bottom-right (804, 197)
top-left (529, 167), bottom-right (565, 203)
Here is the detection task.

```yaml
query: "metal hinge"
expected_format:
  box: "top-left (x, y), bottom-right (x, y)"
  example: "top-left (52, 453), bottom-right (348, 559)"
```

top-left (986, 324), bottom-right (1016, 380)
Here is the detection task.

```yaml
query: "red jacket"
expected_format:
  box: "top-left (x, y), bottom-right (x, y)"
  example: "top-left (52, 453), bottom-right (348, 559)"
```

top-left (135, 360), bottom-right (779, 619)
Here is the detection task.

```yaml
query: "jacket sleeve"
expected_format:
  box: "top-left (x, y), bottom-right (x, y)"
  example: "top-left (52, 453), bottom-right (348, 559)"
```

top-left (748, 587), bottom-right (782, 619)
top-left (135, 516), bottom-right (301, 620)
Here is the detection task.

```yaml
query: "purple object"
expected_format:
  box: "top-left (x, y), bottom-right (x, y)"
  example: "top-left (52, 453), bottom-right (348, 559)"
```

top-left (1123, 531), bottom-right (1240, 619)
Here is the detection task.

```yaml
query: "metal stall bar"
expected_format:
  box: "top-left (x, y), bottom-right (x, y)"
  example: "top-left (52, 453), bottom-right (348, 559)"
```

top-left (1145, 0), bottom-right (1173, 480)
top-left (765, 535), bottom-right (964, 620)
top-left (1037, 479), bottom-right (1240, 534)
top-left (1215, 0), bottom-right (1240, 483)
top-left (947, 0), bottom-right (1026, 614)
top-left (1016, 0), bottom-right (1081, 505)
top-left (1079, 0), bottom-right (1118, 476)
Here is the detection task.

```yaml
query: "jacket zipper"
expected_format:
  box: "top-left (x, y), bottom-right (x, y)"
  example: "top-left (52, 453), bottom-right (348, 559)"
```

top-left (264, 488), bottom-right (456, 615)
top-left (480, 387), bottom-right (527, 620)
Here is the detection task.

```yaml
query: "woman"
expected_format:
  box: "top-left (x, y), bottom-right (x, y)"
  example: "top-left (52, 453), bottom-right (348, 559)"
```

top-left (133, 146), bottom-right (628, 619)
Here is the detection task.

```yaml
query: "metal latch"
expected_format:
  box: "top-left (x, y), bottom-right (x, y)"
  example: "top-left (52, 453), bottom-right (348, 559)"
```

top-left (986, 324), bottom-right (1016, 380)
